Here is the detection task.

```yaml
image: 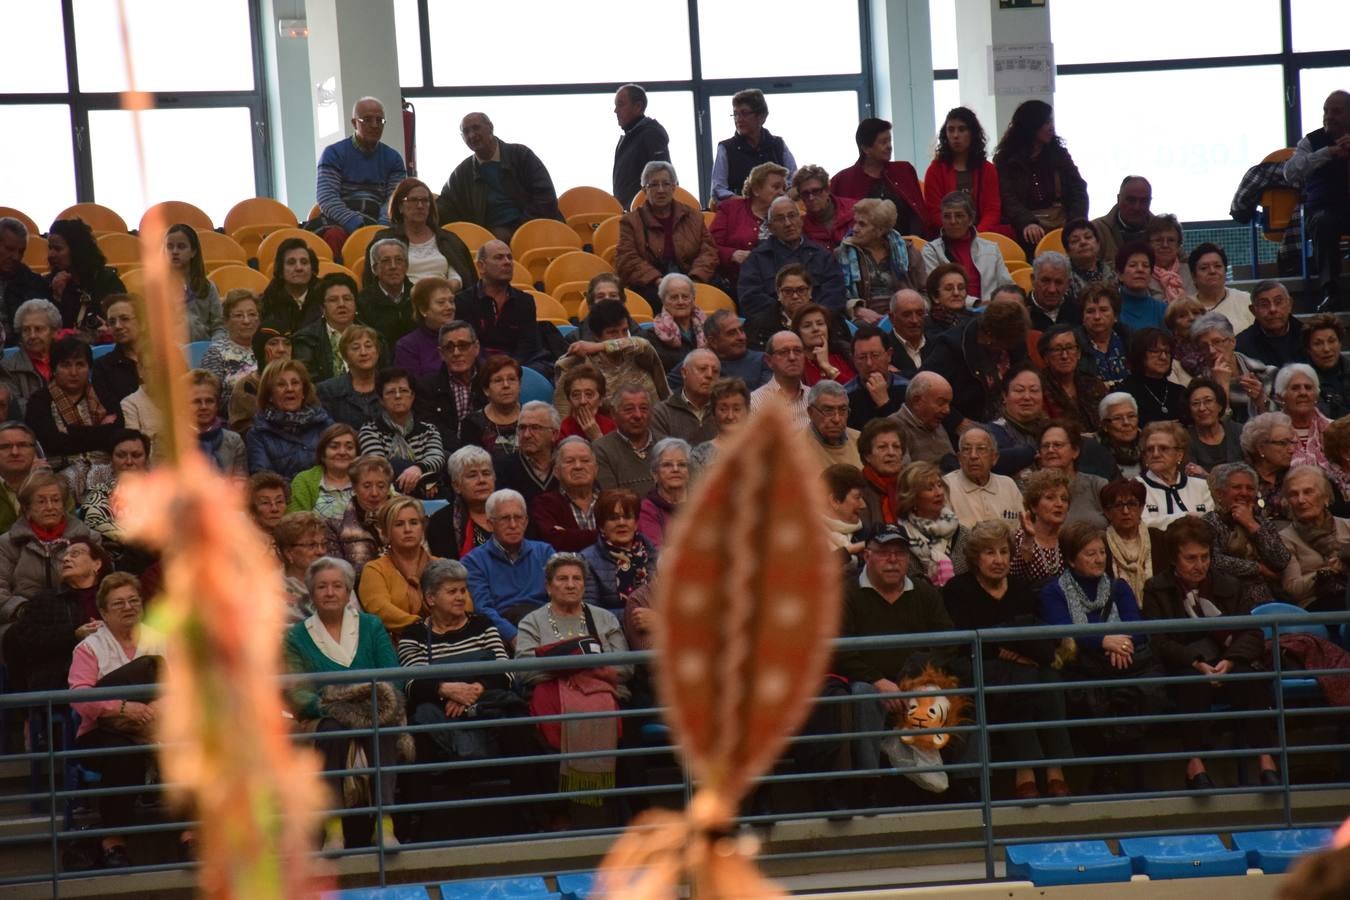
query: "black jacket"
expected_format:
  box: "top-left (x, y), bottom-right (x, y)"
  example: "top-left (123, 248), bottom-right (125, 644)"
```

top-left (415, 363), bottom-right (486, 453)
top-left (718, 128), bottom-right (789, 198)
top-left (737, 237), bottom-right (846, 317)
top-left (1142, 569), bottom-right (1263, 672)
top-left (613, 116), bottom-right (671, 208)
top-left (91, 345), bottom-right (140, 407)
top-left (454, 283), bottom-right (542, 363)
top-left (922, 316), bottom-right (1028, 427)
top-left (1, 263), bottom-right (49, 343)
top-left (357, 280), bottom-right (417, 347)
top-left (437, 141), bottom-right (562, 229)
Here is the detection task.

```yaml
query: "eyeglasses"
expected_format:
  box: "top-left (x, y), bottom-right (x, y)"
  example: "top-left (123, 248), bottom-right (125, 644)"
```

top-left (402, 196), bottom-right (431, 205)
top-left (492, 513), bottom-right (528, 524)
top-left (811, 405), bottom-right (849, 419)
top-left (376, 256), bottom-right (407, 266)
top-left (517, 423), bottom-right (555, 432)
top-left (644, 181), bottom-right (675, 191)
top-left (778, 285), bottom-right (810, 297)
top-left (1045, 344), bottom-right (1078, 356)
top-left (770, 212), bottom-right (802, 222)
top-left (290, 541), bottom-right (327, 551)
top-left (731, 110), bottom-right (757, 120)
top-left (798, 187), bottom-right (825, 199)
top-left (959, 445), bottom-right (993, 456)
top-left (382, 387), bottom-right (413, 397)
top-left (440, 340), bottom-right (476, 353)
top-left (0, 442), bottom-right (35, 451)
top-left (1109, 500), bottom-right (1143, 511)
top-left (355, 116), bottom-right (385, 126)
top-left (105, 598), bottom-right (143, 611)
top-left (1145, 444), bottom-right (1179, 454)
top-left (1145, 347), bottom-right (1172, 357)
top-left (1040, 440), bottom-right (1070, 451)
top-left (658, 460), bottom-right (689, 470)
top-left (854, 350), bottom-right (887, 362)
top-left (1103, 413), bottom-right (1139, 426)
top-left (1149, 237), bottom-right (1180, 247)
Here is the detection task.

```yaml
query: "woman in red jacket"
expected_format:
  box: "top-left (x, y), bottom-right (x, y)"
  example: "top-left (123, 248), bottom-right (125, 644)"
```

top-left (923, 107), bottom-right (1010, 237)
top-left (829, 117), bottom-right (934, 239)
top-left (709, 161), bottom-right (788, 283)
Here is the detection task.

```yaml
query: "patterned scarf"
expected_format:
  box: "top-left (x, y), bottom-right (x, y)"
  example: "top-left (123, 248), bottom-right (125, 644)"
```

top-left (257, 403), bottom-right (328, 433)
top-left (1294, 512), bottom-right (1342, 565)
top-left (904, 510), bottom-right (960, 586)
top-left (1152, 262), bottom-right (1186, 303)
top-left (379, 411), bottom-right (417, 462)
top-left (651, 306), bottom-right (708, 350)
top-left (600, 534), bottom-right (652, 601)
top-left (1099, 430), bottom-right (1141, 470)
top-left (47, 380), bottom-right (107, 433)
top-left (1057, 570), bottom-right (1120, 627)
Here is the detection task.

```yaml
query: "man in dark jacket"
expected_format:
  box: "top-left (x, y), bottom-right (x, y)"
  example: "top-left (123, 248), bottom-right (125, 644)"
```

top-left (612, 84), bottom-right (671, 209)
top-left (1236, 281), bottom-right (1306, 367)
top-left (453, 241), bottom-right (542, 366)
top-left (737, 197), bottom-right (846, 317)
top-left (415, 320), bottom-right (485, 452)
top-left (357, 238), bottom-right (416, 346)
top-left (1090, 176), bottom-right (1156, 268)
top-left (437, 113), bottom-right (562, 240)
top-left (1286, 90), bottom-right (1350, 310)
top-left (0, 218), bottom-right (47, 344)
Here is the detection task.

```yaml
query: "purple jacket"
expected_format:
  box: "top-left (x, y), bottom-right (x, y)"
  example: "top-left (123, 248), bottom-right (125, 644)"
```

top-left (393, 325), bottom-right (441, 382)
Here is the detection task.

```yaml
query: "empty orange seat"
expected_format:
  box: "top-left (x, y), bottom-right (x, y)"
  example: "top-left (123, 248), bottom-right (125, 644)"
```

top-left (543, 250), bottom-right (611, 295)
top-left (24, 236), bottom-right (49, 273)
top-left (511, 219), bottom-right (583, 285)
top-left (194, 230), bottom-right (249, 268)
top-left (0, 207), bottom-right (40, 237)
top-left (209, 264), bottom-right (269, 296)
top-left (443, 221), bottom-right (495, 256)
top-left (97, 232), bottom-right (143, 275)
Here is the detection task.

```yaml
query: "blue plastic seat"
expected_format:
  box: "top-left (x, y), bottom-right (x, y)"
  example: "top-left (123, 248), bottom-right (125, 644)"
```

top-left (439, 877), bottom-right (556, 899)
top-left (519, 366), bottom-right (554, 405)
top-left (91, 343), bottom-right (116, 359)
top-left (422, 498), bottom-right (449, 517)
top-left (555, 872), bottom-right (595, 900)
top-left (185, 340), bottom-right (211, 368)
top-left (557, 324), bottom-right (577, 340)
top-left (1118, 834), bottom-right (1248, 879)
top-left (1252, 601), bottom-right (1328, 698)
top-left (1231, 828), bottom-right (1333, 874)
top-left (1003, 841), bottom-right (1131, 886)
top-left (321, 888), bottom-right (431, 900)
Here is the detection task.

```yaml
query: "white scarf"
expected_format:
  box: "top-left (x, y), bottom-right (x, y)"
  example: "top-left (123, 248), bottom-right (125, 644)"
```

top-left (822, 515), bottom-right (862, 551)
top-left (84, 623), bottom-right (166, 679)
top-left (304, 607), bottom-right (358, 667)
top-left (1182, 589), bottom-right (1224, 620)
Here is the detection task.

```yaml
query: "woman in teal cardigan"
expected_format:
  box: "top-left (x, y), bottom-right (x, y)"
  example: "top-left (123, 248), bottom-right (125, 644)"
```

top-left (287, 423), bottom-right (358, 521)
top-left (283, 556), bottom-right (406, 852)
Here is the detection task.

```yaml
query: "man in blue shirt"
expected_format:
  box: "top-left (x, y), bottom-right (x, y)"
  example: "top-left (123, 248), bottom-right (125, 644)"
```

top-left (462, 489), bottom-right (552, 643)
top-left (701, 309), bottom-right (770, 389)
top-left (314, 97), bottom-right (406, 239)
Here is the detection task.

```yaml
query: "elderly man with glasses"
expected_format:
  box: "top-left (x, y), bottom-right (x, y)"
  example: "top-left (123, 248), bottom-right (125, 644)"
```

top-left (314, 96), bottom-right (407, 244)
top-left (943, 427), bottom-right (1023, 529)
top-left (751, 330), bottom-right (810, 430)
top-left (437, 112), bottom-right (562, 241)
top-left (737, 196), bottom-right (846, 317)
top-left (415, 320), bottom-right (485, 451)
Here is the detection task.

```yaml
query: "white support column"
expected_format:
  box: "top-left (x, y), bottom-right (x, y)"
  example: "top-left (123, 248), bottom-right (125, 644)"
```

top-left (259, 0), bottom-right (317, 212)
top-left (870, 0), bottom-right (936, 167)
top-left (304, 0), bottom-right (404, 164)
top-left (955, 0), bottom-right (1054, 137)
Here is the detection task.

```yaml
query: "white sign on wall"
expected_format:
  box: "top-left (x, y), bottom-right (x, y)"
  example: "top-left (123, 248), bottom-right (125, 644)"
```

top-left (988, 42), bottom-right (1056, 96)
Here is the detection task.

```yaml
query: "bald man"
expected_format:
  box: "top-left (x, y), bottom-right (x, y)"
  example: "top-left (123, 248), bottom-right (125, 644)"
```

top-left (891, 370), bottom-right (955, 465)
top-left (452, 240), bottom-right (542, 364)
top-left (437, 112), bottom-right (562, 240)
top-left (736, 196), bottom-right (846, 317)
top-left (315, 96), bottom-right (407, 237)
top-left (651, 348), bottom-right (720, 444)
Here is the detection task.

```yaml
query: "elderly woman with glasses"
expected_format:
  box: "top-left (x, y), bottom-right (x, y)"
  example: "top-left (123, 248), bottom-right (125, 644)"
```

top-left (1012, 468), bottom-right (1073, 588)
top-left (371, 177), bottom-right (475, 288)
top-left (1199, 461), bottom-right (1290, 607)
top-left (1136, 421), bottom-right (1214, 528)
top-left (1099, 479), bottom-right (1165, 605)
top-left (393, 276), bottom-right (459, 381)
top-left (1117, 328), bottom-right (1186, 426)
top-left (274, 511), bottom-right (335, 623)
top-left (793, 165), bottom-right (855, 251)
top-left (617, 161), bottom-right (718, 305)
top-left (1078, 283), bottom-right (1129, 389)
top-left (1145, 215), bottom-right (1191, 302)
top-left (359, 367), bottom-right (445, 497)
top-left (428, 445), bottom-right (497, 559)
top-left (1039, 324), bottom-right (1107, 433)
top-left (919, 192), bottom-right (1012, 304)
top-left (200, 289), bottom-right (264, 408)
top-left (1241, 412), bottom-right (1297, 520)
top-left (638, 437), bottom-right (690, 550)
top-left (1097, 392), bottom-right (1144, 479)
top-left (897, 461), bottom-right (964, 587)
top-left (283, 555), bottom-right (405, 853)
top-left (1037, 419), bottom-right (1108, 527)
top-left (1190, 311), bottom-right (1271, 424)
top-left (579, 488), bottom-right (658, 614)
top-left (648, 273), bottom-right (708, 375)
top-left (328, 454), bottom-right (393, 579)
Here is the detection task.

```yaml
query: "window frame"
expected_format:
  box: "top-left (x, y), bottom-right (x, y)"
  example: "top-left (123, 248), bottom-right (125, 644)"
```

top-left (6, 0), bottom-right (272, 217)
top-left (400, 0), bottom-right (876, 207)
top-left (931, 0), bottom-right (1350, 224)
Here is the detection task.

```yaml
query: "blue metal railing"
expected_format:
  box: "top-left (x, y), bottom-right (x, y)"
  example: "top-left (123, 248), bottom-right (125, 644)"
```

top-left (1, 610), bottom-right (1348, 896)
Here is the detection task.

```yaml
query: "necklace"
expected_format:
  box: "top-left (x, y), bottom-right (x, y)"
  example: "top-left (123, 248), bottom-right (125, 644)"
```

top-left (1139, 379), bottom-right (1169, 416)
top-left (546, 605), bottom-right (585, 640)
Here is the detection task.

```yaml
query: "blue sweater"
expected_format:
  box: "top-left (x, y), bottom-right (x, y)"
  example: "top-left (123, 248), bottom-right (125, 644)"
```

top-left (1118, 290), bottom-right (1167, 332)
top-left (1038, 573), bottom-right (1145, 655)
top-left (461, 538), bottom-right (552, 641)
top-left (315, 137), bottom-right (407, 233)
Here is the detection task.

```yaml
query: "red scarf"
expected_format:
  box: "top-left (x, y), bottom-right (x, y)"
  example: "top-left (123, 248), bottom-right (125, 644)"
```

top-left (862, 466), bottom-right (898, 524)
top-left (29, 517), bottom-right (67, 543)
top-left (945, 230), bottom-right (980, 300)
top-left (28, 352), bottom-right (50, 382)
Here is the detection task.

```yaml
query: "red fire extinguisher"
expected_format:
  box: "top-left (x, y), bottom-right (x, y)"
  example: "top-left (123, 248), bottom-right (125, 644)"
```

top-left (403, 100), bottom-right (417, 176)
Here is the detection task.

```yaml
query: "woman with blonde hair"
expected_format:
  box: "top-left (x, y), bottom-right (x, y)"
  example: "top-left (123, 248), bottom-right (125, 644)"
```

top-left (897, 461), bottom-right (963, 586)
top-left (1011, 468), bottom-right (1072, 587)
top-left (358, 495), bottom-right (438, 635)
top-left (709, 160), bottom-right (788, 281)
top-left (836, 198), bottom-right (926, 325)
top-left (244, 358), bottom-right (333, 480)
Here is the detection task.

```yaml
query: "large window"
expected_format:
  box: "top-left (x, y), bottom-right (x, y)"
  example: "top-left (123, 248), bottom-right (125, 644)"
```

top-left (1, 0), bottom-right (268, 232)
top-left (930, 0), bottom-right (1350, 221)
top-left (396, 0), bottom-right (872, 205)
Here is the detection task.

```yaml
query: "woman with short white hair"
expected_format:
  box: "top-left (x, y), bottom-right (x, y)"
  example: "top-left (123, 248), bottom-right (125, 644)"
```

top-left (648, 272), bottom-right (707, 374)
top-left (919, 192), bottom-right (1012, 304)
top-left (638, 437), bottom-right (691, 549)
top-left (1276, 363), bottom-right (1332, 472)
top-left (836, 198), bottom-right (926, 325)
top-left (615, 161), bottom-right (718, 303)
top-left (1190, 311), bottom-right (1271, 424)
top-left (1097, 392), bottom-right (1144, 479)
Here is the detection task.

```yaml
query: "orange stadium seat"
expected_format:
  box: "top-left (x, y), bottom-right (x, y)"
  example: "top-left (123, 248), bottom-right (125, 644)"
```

top-left (0, 207), bottom-right (40, 237)
top-left (140, 200), bottom-right (213, 240)
top-left (904, 234), bottom-right (928, 254)
top-left (1035, 228), bottom-right (1065, 257)
top-left (980, 230), bottom-right (1027, 264)
top-left (590, 215), bottom-right (623, 259)
top-left (194, 229), bottom-right (248, 268)
top-left (577, 291), bottom-right (655, 324)
top-left (55, 203), bottom-right (127, 234)
top-left (24, 235), bottom-right (49, 273)
top-left (511, 260), bottom-right (534, 291)
top-left (341, 224), bottom-right (384, 275)
top-left (543, 250), bottom-right (611, 295)
top-left (97, 232), bottom-right (143, 276)
top-left (224, 197), bottom-right (298, 259)
top-left (511, 219), bottom-right (583, 285)
top-left (694, 282), bottom-right (736, 314)
top-left (256, 228), bottom-right (334, 274)
top-left (1012, 267), bottom-right (1034, 293)
top-left (443, 221), bottom-right (495, 256)
top-left (317, 260), bottom-right (358, 280)
top-left (559, 186), bottom-right (624, 245)
top-left (209, 264), bottom-right (269, 296)
top-left (526, 290), bottom-right (569, 325)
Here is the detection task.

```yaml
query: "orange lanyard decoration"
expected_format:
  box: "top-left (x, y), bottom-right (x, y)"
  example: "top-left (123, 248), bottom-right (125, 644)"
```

top-left (600, 400), bottom-right (843, 898)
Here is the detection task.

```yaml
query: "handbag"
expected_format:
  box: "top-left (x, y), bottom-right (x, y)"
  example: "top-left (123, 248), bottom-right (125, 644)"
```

top-left (528, 606), bottom-right (617, 750)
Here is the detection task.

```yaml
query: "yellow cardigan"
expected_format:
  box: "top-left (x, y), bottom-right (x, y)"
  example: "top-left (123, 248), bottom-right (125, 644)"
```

top-left (358, 549), bottom-right (445, 632)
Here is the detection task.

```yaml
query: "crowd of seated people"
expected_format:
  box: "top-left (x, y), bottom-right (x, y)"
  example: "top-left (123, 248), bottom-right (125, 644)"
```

top-left (2, 86), bottom-right (1350, 868)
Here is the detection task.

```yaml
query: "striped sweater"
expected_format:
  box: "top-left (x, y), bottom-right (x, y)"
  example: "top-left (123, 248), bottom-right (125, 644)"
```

top-left (358, 414), bottom-right (446, 479)
top-left (396, 614), bottom-right (513, 706)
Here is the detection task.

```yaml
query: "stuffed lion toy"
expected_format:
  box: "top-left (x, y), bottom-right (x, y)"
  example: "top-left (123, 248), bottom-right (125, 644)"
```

top-left (897, 664), bottom-right (971, 751)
